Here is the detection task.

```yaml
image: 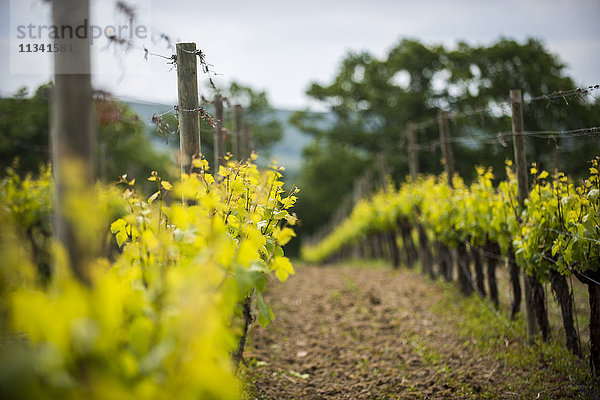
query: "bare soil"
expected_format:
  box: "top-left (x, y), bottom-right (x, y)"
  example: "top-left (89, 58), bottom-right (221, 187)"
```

top-left (243, 264), bottom-right (597, 399)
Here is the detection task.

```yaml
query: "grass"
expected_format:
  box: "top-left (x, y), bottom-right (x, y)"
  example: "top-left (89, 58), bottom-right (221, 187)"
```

top-left (407, 333), bottom-right (441, 366)
top-left (430, 274), bottom-right (600, 399)
top-left (493, 266), bottom-right (591, 346)
top-left (239, 358), bottom-right (266, 400)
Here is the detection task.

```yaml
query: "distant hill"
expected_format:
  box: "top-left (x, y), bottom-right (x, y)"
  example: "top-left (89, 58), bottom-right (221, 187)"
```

top-left (125, 100), bottom-right (175, 151)
top-left (126, 100), bottom-right (174, 123)
top-left (268, 109), bottom-right (312, 180)
top-left (125, 100), bottom-right (318, 181)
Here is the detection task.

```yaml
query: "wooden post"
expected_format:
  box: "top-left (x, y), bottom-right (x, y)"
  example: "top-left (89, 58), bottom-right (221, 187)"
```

top-left (214, 95), bottom-right (225, 169)
top-left (438, 109), bottom-right (454, 187)
top-left (376, 153), bottom-right (389, 189)
top-left (352, 171), bottom-right (371, 204)
top-left (438, 109), bottom-right (458, 285)
top-left (511, 88), bottom-right (539, 342)
top-left (243, 121), bottom-right (253, 159)
top-left (176, 42), bottom-right (201, 173)
top-left (234, 104), bottom-right (243, 160)
top-left (51, 0), bottom-right (95, 284)
top-left (407, 122), bottom-right (418, 180)
top-left (511, 90), bottom-right (528, 205)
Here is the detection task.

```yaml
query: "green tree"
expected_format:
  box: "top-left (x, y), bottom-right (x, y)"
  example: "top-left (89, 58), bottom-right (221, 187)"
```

top-left (0, 83), bottom-right (173, 190)
top-left (95, 93), bottom-right (173, 188)
top-left (295, 139), bottom-right (368, 235)
top-left (225, 81), bottom-right (283, 155)
top-left (0, 84), bottom-right (51, 175)
top-left (291, 37), bottom-right (600, 236)
top-left (444, 38), bottom-right (600, 176)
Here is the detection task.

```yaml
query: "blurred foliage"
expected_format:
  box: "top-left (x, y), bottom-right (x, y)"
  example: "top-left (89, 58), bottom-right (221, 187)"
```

top-left (0, 83), bottom-right (173, 192)
top-left (0, 163), bottom-right (53, 284)
top-left (0, 84), bottom-right (51, 174)
top-left (94, 92), bottom-right (174, 190)
top-left (0, 157), bottom-right (297, 399)
top-left (225, 81), bottom-right (283, 155)
top-left (293, 139), bottom-right (368, 239)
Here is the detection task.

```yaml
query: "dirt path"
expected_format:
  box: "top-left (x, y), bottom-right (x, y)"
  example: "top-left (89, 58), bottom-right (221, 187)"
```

top-left (244, 264), bottom-right (593, 399)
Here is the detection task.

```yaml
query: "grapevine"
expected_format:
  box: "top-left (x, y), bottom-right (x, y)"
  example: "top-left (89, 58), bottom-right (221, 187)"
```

top-left (0, 156), bottom-right (298, 399)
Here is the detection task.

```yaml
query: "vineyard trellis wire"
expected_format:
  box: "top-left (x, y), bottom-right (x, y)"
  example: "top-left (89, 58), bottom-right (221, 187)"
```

top-left (407, 126), bottom-right (600, 151)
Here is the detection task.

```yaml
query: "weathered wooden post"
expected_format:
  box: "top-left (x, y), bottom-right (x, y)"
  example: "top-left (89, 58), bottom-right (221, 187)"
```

top-left (438, 109), bottom-right (461, 285)
top-left (176, 42), bottom-right (201, 173)
top-left (51, 0), bottom-right (95, 284)
top-left (214, 94), bottom-right (225, 169)
top-left (407, 122), bottom-right (418, 180)
top-left (511, 88), bottom-right (549, 343)
top-left (511, 90), bottom-right (528, 208)
top-left (243, 121), bottom-right (253, 159)
top-left (438, 109), bottom-right (454, 188)
top-left (234, 104), bottom-right (243, 160)
top-left (510, 88), bottom-right (537, 341)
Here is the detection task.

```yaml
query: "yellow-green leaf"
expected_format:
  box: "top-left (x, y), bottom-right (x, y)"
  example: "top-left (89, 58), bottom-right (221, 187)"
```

top-left (161, 181), bottom-right (173, 191)
top-left (271, 256), bottom-right (294, 282)
top-left (148, 191), bottom-right (160, 204)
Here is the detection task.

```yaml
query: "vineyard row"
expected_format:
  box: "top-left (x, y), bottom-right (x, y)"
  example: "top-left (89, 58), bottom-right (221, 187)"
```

top-left (301, 159), bottom-right (600, 376)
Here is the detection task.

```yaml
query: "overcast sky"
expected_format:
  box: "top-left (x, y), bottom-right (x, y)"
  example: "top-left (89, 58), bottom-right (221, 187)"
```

top-left (1, 0), bottom-right (599, 110)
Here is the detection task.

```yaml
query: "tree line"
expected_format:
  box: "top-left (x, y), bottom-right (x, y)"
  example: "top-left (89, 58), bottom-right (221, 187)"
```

top-left (290, 37), bottom-right (600, 241)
